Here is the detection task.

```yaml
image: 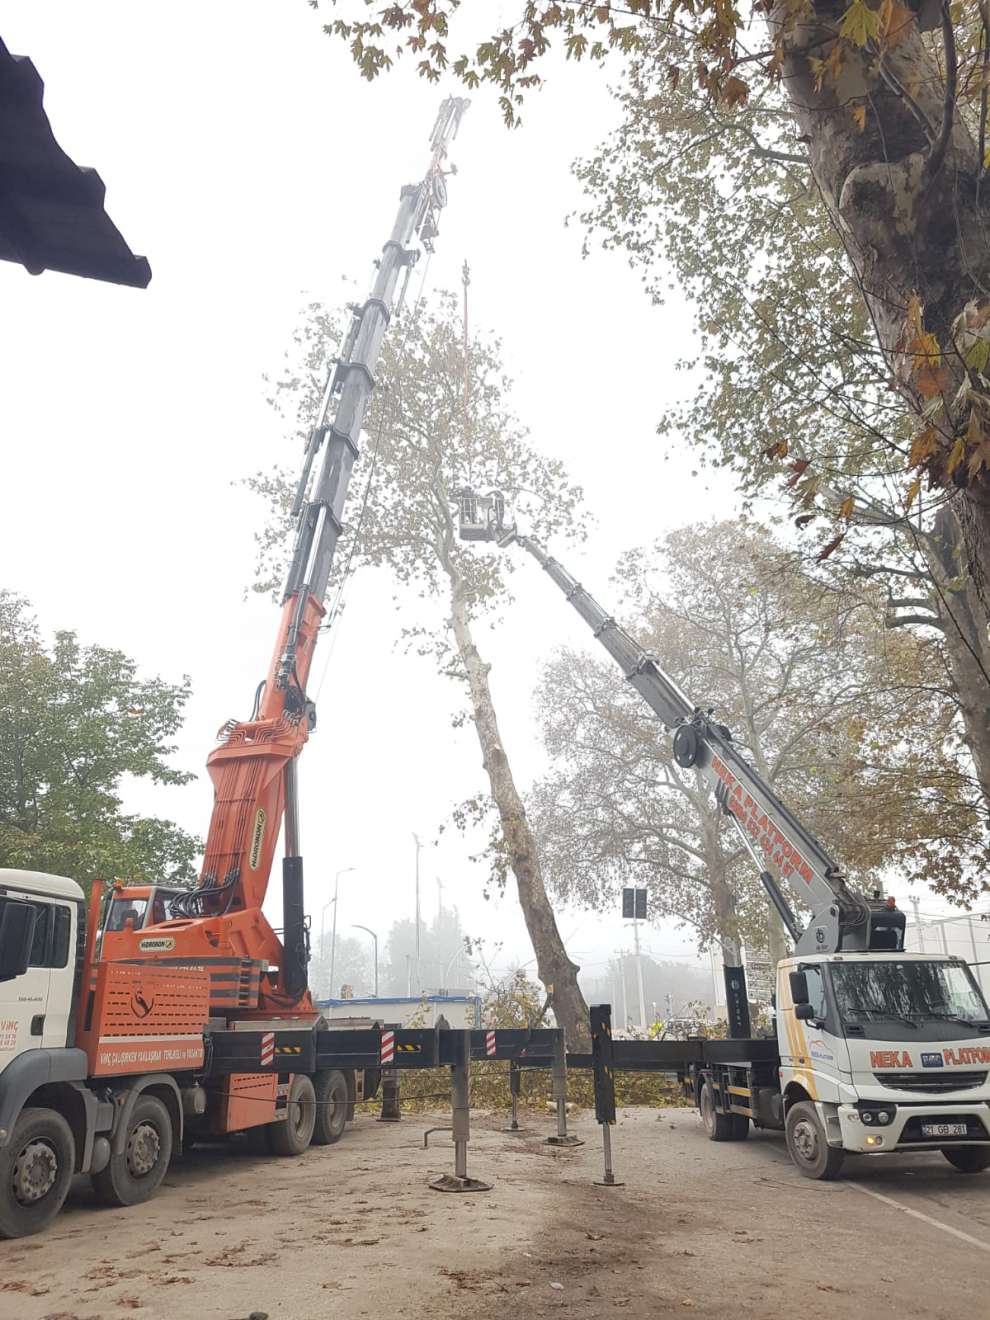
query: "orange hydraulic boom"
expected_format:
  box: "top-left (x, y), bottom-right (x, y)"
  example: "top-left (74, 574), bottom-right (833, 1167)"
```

top-left (102, 99), bottom-right (469, 1012)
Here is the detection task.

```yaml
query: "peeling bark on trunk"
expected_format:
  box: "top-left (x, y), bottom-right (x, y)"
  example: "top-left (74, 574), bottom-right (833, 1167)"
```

top-left (449, 581), bottom-right (591, 1046)
top-left (927, 508), bottom-right (990, 812)
top-left (774, 2), bottom-right (990, 619)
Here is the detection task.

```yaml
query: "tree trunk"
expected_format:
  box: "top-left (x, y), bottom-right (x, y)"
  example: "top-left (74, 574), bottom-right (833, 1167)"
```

top-left (774, 1), bottom-right (990, 620)
top-left (927, 507), bottom-right (990, 813)
top-left (448, 582), bottom-right (591, 1045)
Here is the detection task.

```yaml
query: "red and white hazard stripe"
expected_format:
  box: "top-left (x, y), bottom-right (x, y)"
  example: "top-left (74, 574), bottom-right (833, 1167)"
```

top-left (260, 1031), bottom-right (275, 1067)
top-left (486, 1030), bottom-right (496, 1057)
top-left (380, 1029), bottom-right (395, 1066)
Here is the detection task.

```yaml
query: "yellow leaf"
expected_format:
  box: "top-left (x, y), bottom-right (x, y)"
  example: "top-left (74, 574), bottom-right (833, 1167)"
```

top-left (907, 426), bottom-right (938, 468)
top-left (946, 436), bottom-right (966, 477)
top-left (905, 474), bottom-right (922, 510)
top-left (839, 495), bottom-right (855, 520)
top-left (839, 0), bottom-right (881, 45)
top-left (850, 102), bottom-right (866, 133)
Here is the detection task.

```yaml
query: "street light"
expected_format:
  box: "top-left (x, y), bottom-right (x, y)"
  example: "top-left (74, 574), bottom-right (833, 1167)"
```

top-left (326, 866), bottom-right (355, 998)
top-left (319, 895), bottom-right (335, 994)
top-left (352, 924), bottom-right (379, 997)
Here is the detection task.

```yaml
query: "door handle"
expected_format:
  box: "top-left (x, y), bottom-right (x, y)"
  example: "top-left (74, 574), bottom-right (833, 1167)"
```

top-left (30, 1014), bottom-right (45, 1036)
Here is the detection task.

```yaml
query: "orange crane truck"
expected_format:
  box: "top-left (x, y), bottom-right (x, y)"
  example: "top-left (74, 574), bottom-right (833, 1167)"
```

top-left (0, 97), bottom-right (469, 1239)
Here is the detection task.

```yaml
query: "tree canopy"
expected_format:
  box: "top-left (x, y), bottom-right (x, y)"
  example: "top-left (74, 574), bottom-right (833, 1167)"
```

top-left (530, 522), bottom-right (986, 962)
top-left (0, 593), bottom-right (199, 889)
top-left (257, 290), bottom-right (592, 1041)
top-left (319, 0), bottom-right (990, 711)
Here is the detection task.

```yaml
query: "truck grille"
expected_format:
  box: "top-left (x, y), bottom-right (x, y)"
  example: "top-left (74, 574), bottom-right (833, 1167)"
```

top-left (874, 1071), bottom-right (988, 1093)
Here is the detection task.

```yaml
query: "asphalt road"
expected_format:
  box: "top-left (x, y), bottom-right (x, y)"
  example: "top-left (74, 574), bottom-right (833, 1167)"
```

top-left (0, 1106), bottom-right (986, 1319)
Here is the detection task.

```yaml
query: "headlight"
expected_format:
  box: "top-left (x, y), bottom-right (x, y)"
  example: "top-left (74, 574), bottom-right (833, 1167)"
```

top-left (877, 1111), bottom-right (891, 1125)
top-left (861, 1110), bottom-right (875, 1124)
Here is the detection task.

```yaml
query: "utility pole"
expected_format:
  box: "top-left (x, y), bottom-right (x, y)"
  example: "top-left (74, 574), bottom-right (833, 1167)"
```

top-left (633, 914), bottom-right (647, 1030)
top-left (619, 951), bottom-right (629, 1030)
top-left (329, 866), bottom-right (355, 998)
top-left (412, 833), bottom-right (422, 992)
top-left (437, 875), bottom-right (444, 921)
top-left (406, 953), bottom-right (413, 997)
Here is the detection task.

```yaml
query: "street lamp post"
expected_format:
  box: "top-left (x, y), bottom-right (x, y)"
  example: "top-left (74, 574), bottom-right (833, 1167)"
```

top-left (352, 924), bottom-right (379, 997)
top-left (319, 896), bottom-right (335, 995)
top-left (328, 866), bottom-right (355, 998)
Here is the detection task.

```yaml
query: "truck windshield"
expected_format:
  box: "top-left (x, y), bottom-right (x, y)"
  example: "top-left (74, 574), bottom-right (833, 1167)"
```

top-left (831, 961), bottom-right (990, 1029)
top-left (106, 897), bottom-right (148, 931)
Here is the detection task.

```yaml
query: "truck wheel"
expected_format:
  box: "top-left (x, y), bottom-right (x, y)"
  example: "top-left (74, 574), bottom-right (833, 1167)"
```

top-left (91, 1094), bottom-right (173, 1207)
top-left (268, 1074), bottom-right (316, 1156)
top-left (699, 1081), bottom-right (749, 1141)
top-left (942, 1146), bottom-right (990, 1173)
top-left (785, 1101), bottom-right (845, 1180)
top-left (0, 1108), bottom-right (75, 1239)
top-left (311, 1070), bottom-right (348, 1146)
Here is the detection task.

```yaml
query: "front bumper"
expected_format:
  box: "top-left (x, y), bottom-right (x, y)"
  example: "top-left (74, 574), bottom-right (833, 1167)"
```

top-left (834, 1102), bottom-right (990, 1153)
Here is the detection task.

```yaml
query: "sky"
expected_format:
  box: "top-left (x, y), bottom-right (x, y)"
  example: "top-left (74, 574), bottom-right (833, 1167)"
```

top-left (0, 1), bottom-right (848, 999)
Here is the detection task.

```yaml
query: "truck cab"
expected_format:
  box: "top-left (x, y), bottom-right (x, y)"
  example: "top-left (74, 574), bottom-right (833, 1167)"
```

top-left (97, 882), bottom-right (186, 956)
top-left (776, 951), bottom-right (990, 1174)
top-left (0, 869), bottom-right (83, 1067)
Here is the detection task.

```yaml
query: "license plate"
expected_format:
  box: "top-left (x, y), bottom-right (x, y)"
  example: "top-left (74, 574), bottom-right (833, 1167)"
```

top-left (921, 1122), bottom-right (968, 1138)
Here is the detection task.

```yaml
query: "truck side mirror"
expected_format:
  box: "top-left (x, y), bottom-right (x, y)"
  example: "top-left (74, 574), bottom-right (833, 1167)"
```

top-left (0, 900), bottom-right (37, 982)
top-left (789, 970), bottom-right (809, 1005)
top-left (794, 1002), bottom-right (815, 1021)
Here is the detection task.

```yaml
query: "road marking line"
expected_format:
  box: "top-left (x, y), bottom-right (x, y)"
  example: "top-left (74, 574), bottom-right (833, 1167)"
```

top-left (843, 1180), bottom-right (990, 1255)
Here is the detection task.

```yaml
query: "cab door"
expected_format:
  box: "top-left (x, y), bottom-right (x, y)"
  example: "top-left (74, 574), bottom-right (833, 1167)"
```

top-left (797, 963), bottom-right (850, 1097)
top-left (0, 898), bottom-right (50, 1070)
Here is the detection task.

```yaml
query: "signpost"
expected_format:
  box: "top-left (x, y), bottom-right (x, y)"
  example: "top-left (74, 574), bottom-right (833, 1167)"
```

top-left (621, 889), bottom-right (648, 1030)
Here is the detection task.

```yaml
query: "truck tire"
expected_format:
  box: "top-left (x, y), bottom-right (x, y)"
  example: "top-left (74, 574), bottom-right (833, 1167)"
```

top-left (91, 1094), bottom-right (173, 1207)
top-left (268, 1074), bottom-right (316, 1156)
top-left (699, 1081), bottom-right (749, 1141)
top-left (785, 1101), bottom-right (845, 1180)
top-left (0, 1107), bottom-right (75, 1239)
top-left (311, 1070), bottom-right (348, 1146)
top-left (942, 1146), bottom-right (990, 1173)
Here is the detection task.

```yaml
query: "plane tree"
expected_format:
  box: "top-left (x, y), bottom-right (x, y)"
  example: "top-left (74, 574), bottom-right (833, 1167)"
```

top-left (317, 1), bottom-right (990, 818)
top-left (530, 522), bottom-right (986, 964)
top-left (254, 292), bottom-right (591, 1042)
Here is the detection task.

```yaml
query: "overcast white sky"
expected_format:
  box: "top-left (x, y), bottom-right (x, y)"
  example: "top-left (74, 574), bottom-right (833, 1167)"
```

top-left (0, 3), bottom-right (760, 993)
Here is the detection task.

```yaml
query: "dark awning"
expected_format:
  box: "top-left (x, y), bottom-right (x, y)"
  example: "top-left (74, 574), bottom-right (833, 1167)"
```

top-left (0, 38), bottom-right (151, 288)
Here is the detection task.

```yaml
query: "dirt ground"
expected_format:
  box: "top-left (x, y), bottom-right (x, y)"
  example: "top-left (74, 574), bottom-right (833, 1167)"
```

top-left (2, 1106), bottom-right (989, 1320)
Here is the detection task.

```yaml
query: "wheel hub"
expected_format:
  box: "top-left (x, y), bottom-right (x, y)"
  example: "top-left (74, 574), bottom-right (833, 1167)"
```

top-left (12, 1139), bottom-right (57, 1205)
top-left (127, 1121), bottom-right (160, 1178)
top-left (792, 1118), bottom-right (819, 1162)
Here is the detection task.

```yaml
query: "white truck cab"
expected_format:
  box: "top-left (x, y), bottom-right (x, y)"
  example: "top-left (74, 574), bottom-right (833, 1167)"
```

top-left (0, 869), bottom-right (83, 1070)
top-left (777, 950), bottom-right (990, 1175)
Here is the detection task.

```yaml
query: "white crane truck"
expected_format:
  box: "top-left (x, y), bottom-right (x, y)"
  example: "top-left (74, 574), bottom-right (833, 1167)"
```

top-left (458, 492), bottom-right (990, 1179)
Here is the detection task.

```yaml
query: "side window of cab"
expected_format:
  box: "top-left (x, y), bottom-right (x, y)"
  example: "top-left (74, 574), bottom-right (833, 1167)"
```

top-left (800, 964), bottom-right (827, 1022)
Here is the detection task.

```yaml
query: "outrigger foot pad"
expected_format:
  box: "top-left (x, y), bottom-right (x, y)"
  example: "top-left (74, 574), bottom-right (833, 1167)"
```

top-left (429, 1173), bottom-right (493, 1193)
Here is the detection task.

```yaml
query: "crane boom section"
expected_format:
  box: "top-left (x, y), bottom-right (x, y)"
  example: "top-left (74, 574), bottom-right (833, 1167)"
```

top-left (513, 534), bottom-right (845, 909)
top-left (463, 515), bottom-right (896, 957)
top-left (104, 100), bottom-right (469, 1005)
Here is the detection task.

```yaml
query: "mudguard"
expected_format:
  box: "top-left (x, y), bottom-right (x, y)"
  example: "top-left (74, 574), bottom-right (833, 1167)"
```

top-left (0, 1048), bottom-right (88, 1147)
